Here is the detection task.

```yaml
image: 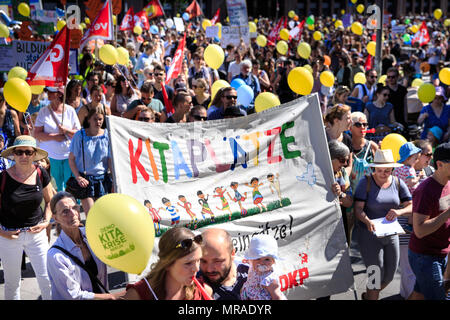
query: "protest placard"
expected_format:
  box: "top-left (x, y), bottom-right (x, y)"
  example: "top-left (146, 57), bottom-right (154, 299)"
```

top-left (107, 94), bottom-right (354, 299)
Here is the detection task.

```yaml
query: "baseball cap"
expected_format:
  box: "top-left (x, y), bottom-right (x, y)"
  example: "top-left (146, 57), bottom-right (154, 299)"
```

top-left (433, 142), bottom-right (450, 163)
top-left (45, 86), bottom-right (64, 95)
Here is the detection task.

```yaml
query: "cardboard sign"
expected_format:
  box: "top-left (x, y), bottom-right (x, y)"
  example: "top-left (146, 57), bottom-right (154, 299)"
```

top-left (0, 40), bottom-right (50, 71)
top-left (221, 25), bottom-right (249, 48)
top-left (173, 17), bottom-right (185, 32)
top-left (205, 25), bottom-right (219, 38)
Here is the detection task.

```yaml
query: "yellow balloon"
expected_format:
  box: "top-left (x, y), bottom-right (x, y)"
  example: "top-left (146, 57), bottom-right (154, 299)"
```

top-left (445, 19), bottom-right (450, 27)
top-left (280, 28), bottom-right (290, 41)
top-left (211, 80), bottom-right (230, 102)
top-left (367, 41), bottom-right (376, 56)
top-left (30, 85), bottom-right (45, 95)
top-left (202, 19), bottom-right (212, 30)
top-left (434, 8), bottom-right (442, 20)
top-left (256, 34), bottom-right (267, 47)
top-left (113, 15), bottom-right (117, 26)
top-left (351, 22), bottom-right (363, 35)
top-left (255, 92), bottom-right (281, 113)
top-left (249, 21), bottom-right (257, 33)
top-left (133, 25), bottom-right (142, 35)
top-left (378, 75), bottom-right (387, 85)
top-left (297, 42), bottom-right (311, 59)
top-left (341, 9), bottom-right (345, 15)
top-left (288, 10), bottom-right (296, 19)
top-left (80, 22), bottom-right (86, 30)
top-left (417, 83), bottom-right (436, 103)
top-left (410, 25), bottom-right (419, 33)
top-left (335, 20), bottom-right (343, 28)
top-left (303, 64), bottom-right (313, 74)
top-left (313, 31), bottom-right (322, 41)
top-left (411, 78), bottom-right (424, 88)
top-left (18, 2), bottom-right (30, 17)
top-left (307, 24), bottom-right (314, 31)
top-left (57, 20), bottom-right (66, 31)
top-left (4, 78), bottom-right (31, 113)
top-left (288, 67), bottom-right (314, 95)
top-left (85, 17), bottom-right (90, 24)
top-left (276, 40), bottom-right (288, 55)
top-left (254, 19), bottom-right (258, 23)
top-left (8, 66), bottom-right (27, 80)
top-left (99, 44), bottom-right (118, 65)
top-left (357, 4), bottom-right (365, 14)
top-left (351, 0), bottom-right (357, 3)
top-left (354, 72), bottom-right (366, 84)
top-left (380, 134), bottom-right (408, 162)
top-left (86, 194), bottom-right (155, 275)
top-left (0, 23), bottom-right (8, 38)
top-left (320, 71), bottom-right (335, 87)
top-left (204, 44), bottom-right (224, 70)
top-left (439, 68), bottom-right (450, 85)
top-left (116, 47), bottom-right (130, 66)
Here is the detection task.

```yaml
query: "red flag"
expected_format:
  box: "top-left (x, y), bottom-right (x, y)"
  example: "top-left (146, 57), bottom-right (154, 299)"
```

top-left (290, 19), bottom-right (305, 41)
top-left (134, 10), bottom-right (150, 30)
top-left (166, 34), bottom-right (186, 85)
top-left (119, 7), bottom-right (134, 31)
top-left (27, 26), bottom-right (70, 87)
top-left (268, 18), bottom-right (283, 43)
top-left (80, 0), bottom-right (114, 49)
top-left (211, 8), bottom-right (220, 25)
top-left (364, 55), bottom-right (373, 71)
top-left (144, 0), bottom-right (165, 20)
top-left (185, 0), bottom-right (203, 18)
top-left (161, 85), bottom-right (175, 117)
top-left (412, 21), bottom-right (430, 46)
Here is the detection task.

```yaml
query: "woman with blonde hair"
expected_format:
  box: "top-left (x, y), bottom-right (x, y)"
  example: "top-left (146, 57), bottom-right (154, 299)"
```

top-left (122, 227), bottom-right (213, 300)
top-left (331, 85), bottom-right (351, 107)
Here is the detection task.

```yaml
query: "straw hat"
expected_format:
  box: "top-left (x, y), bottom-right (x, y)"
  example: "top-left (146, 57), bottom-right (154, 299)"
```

top-left (1, 135), bottom-right (48, 161)
top-left (368, 149), bottom-right (403, 168)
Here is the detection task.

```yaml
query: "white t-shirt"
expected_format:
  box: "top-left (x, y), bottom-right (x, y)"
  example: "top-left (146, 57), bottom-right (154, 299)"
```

top-left (228, 61), bottom-right (242, 79)
top-left (35, 105), bottom-right (81, 160)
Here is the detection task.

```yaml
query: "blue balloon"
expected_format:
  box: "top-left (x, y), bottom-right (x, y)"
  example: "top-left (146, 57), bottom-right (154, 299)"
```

top-left (150, 25), bottom-right (159, 34)
top-left (236, 84), bottom-right (254, 108)
top-left (231, 78), bottom-right (245, 90)
top-left (182, 13), bottom-right (190, 21)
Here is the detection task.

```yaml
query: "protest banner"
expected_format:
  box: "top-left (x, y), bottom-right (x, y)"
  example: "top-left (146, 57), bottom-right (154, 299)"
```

top-left (0, 40), bottom-right (50, 72)
top-left (225, 0), bottom-right (250, 46)
top-left (107, 94), bottom-right (354, 299)
top-left (221, 25), bottom-right (250, 48)
top-left (205, 25), bottom-right (219, 38)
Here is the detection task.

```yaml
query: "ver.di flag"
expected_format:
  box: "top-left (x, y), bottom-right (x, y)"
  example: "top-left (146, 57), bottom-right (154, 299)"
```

top-left (165, 33), bottom-right (186, 85)
top-left (134, 10), bottom-right (150, 30)
top-left (119, 7), bottom-right (134, 31)
top-left (26, 25), bottom-right (70, 87)
top-left (411, 21), bottom-right (430, 46)
top-left (80, 0), bottom-right (114, 49)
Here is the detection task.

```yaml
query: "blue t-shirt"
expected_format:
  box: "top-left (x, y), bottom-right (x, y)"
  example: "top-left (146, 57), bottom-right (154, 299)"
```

top-left (419, 104), bottom-right (450, 140)
top-left (354, 175), bottom-right (412, 228)
top-left (365, 102), bottom-right (394, 128)
top-left (69, 128), bottom-right (110, 176)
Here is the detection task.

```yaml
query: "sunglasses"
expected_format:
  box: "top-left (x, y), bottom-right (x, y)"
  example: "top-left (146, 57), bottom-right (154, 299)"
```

top-left (154, 73), bottom-right (164, 77)
top-left (387, 75), bottom-right (397, 79)
top-left (225, 95), bottom-right (237, 100)
top-left (13, 149), bottom-right (36, 156)
top-left (193, 115), bottom-right (207, 121)
top-left (138, 117), bottom-right (153, 122)
top-left (354, 122), bottom-right (369, 128)
top-left (175, 234), bottom-right (203, 249)
top-left (422, 152), bottom-right (433, 157)
top-left (382, 93), bottom-right (389, 97)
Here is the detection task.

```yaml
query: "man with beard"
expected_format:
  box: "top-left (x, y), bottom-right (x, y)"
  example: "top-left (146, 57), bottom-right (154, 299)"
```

top-left (198, 228), bottom-right (249, 300)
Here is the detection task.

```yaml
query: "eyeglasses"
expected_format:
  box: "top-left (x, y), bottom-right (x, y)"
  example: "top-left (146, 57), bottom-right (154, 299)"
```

top-left (225, 95), bottom-right (237, 100)
top-left (138, 117), bottom-right (153, 122)
top-left (354, 122), bottom-right (369, 128)
top-left (13, 149), bottom-right (36, 156)
top-left (193, 115), bottom-right (207, 121)
top-left (175, 234), bottom-right (203, 249)
top-left (58, 205), bottom-right (81, 216)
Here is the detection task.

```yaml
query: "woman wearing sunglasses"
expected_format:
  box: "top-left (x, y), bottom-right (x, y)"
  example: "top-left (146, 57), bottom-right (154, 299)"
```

top-left (364, 84), bottom-right (399, 130)
top-left (0, 135), bottom-right (53, 300)
top-left (329, 140), bottom-right (354, 245)
top-left (122, 227), bottom-right (213, 300)
top-left (353, 149), bottom-right (412, 300)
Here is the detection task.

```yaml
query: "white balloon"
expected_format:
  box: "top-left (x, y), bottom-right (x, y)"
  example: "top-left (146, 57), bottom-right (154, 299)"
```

top-left (288, 20), bottom-right (295, 29)
top-left (166, 18), bottom-right (174, 29)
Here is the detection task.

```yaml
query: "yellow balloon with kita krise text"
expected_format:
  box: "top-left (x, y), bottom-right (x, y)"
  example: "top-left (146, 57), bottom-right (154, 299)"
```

top-left (86, 194), bottom-right (155, 275)
top-left (381, 134), bottom-right (407, 162)
top-left (288, 67), bottom-right (314, 95)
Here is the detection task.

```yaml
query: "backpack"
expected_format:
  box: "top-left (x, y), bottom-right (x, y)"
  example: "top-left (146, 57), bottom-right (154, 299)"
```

top-left (351, 141), bottom-right (373, 194)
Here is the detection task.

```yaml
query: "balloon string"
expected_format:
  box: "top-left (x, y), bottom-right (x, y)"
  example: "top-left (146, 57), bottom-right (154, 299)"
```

top-left (143, 277), bottom-right (159, 300)
top-left (192, 277), bottom-right (212, 300)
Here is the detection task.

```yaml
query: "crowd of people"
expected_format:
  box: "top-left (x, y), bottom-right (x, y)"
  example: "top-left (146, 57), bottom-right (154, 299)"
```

top-left (0, 5), bottom-right (449, 301)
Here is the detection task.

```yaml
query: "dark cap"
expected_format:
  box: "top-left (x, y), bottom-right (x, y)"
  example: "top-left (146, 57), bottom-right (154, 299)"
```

top-left (433, 142), bottom-right (450, 164)
top-left (174, 82), bottom-right (187, 91)
top-left (224, 106), bottom-right (244, 118)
